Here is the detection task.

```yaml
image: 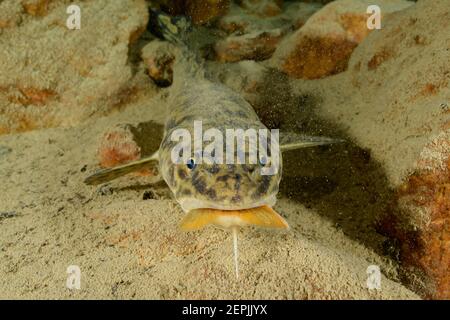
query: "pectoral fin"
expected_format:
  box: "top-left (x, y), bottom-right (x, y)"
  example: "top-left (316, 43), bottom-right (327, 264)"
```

top-left (84, 152), bottom-right (159, 185)
top-left (180, 206), bottom-right (289, 231)
top-left (280, 132), bottom-right (345, 152)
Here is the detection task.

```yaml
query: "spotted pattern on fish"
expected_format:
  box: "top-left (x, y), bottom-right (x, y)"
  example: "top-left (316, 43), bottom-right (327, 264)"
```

top-left (157, 78), bottom-right (282, 212)
top-left (84, 10), bottom-right (341, 218)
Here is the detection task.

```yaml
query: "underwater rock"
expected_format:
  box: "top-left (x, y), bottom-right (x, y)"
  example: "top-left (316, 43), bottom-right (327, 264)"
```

top-left (270, 0), bottom-right (413, 79)
top-left (10, 87), bottom-right (57, 106)
top-left (98, 124), bottom-right (142, 169)
top-left (214, 1), bottom-right (322, 63)
top-left (0, 1), bottom-right (23, 28)
top-left (22, 0), bottom-right (51, 16)
top-left (380, 132), bottom-right (450, 300)
top-left (301, 0), bottom-right (335, 3)
top-left (141, 40), bottom-right (176, 87)
top-left (217, 3), bottom-right (250, 34)
top-left (283, 1), bottom-right (323, 30)
top-left (315, 0), bottom-right (449, 299)
top-left (150, 0), bottom-right (186, 16)
top-left (214, 28), bottom-right (285, 62)
top-left (0, 0), bottom-right (149, 135)
top-left (186, 0), bottom-right (230, 25)
top-left (152, 0), bottom-right (230, 25)
top-left (218, 1), bottom-right (320, 35)
top-left (239, 0), bottom-right (283, 17)
top-left (212, 60), bottom-right (267, 105)
top-left (98, 121), bottom-right (163, 175)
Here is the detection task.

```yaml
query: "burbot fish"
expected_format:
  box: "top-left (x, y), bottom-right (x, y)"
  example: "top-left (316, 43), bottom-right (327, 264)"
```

top-left (85, 11), bottom-right (342, 278)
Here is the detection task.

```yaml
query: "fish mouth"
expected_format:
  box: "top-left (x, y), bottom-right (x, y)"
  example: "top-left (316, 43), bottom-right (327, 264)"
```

top-left (177, 194), bottom-right (278, 212)
top-left (180, 205), bottom-right (289, 231)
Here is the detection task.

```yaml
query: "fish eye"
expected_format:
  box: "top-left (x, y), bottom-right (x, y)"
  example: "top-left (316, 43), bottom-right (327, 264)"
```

top-left (259, 155), bottom-right (271, 166)
top-left (186, 158), bottom-right (196, 170)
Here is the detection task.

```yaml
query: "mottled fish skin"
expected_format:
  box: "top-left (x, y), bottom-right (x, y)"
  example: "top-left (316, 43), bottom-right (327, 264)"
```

top-left (84, 11), bottom-right (340, 215)
top-left (83, 11), bottom-right (283, 213)
top-left (159, 79), bottom-right (282, 212)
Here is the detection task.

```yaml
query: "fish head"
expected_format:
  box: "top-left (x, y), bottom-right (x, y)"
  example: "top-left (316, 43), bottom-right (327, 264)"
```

top-left (174, 161), bottom-right (282, 212)
top-left (159, 134), bottom-right (282, 212)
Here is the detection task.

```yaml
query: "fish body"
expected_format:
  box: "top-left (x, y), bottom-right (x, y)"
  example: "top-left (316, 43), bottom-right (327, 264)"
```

top-left (85, 11), bottom-right (341, 227)
top-left (159, 80), bottom-right (281, 213)
top-left (85, 10), bottom-right (341, 229)
top-left (84, 10), bottom-right (343, 277)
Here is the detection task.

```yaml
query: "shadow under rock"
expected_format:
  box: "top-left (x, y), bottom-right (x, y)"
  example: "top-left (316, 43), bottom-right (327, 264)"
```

top-left (252, 70), bottom-right (398, 259)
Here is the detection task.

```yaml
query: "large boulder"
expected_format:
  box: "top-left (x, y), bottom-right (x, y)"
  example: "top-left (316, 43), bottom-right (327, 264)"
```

top-left (214, 29), bottom-right (285, 62)
top-left (186, 0), bottom-right (230, 25)
top-left (270, 0), bottom-right (413, 79)
top-left (313, 0), bottom-right (449, 298)
top-left (214, 1), bottom-right (321, 63)
top-left (238, 0), bottom-right (284, 17)
top-left (141, 40), bottom-right (176, 87)
top-left (0, 0), bottom-right (150, 135)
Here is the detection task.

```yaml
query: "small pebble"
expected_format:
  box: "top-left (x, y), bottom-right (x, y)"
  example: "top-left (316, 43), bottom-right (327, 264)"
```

top-left (98, 185), bottom-right (114, 196)
top-left (0, 211), bottom-right (18, 220)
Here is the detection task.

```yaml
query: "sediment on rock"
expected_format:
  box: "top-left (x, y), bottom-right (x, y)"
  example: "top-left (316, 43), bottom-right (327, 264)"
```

top-left (0, 0), bottom-right (151, 135)
top-left (270, 0), bottom-right (414, 79)
top-left (311, 0), bottom-right (449, 299)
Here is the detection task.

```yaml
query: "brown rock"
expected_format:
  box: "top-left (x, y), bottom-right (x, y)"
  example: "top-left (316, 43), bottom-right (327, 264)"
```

top-left (152, 0), bottom-right (230, 22)
top-left (367, 48), bottom-right (392, 70)
top-left (284, 1), bottom-right (322, 30)
top-left (301, 0), bottom-right (334, 3)
top-left (186, 0), bottom-right (230, 25)
top-left (214, 29), bottom-right (285, 62)
top-left (239, 0), bottom-right (283, 17)
top-left (380, 132), bottom-right (450, 299)
top-left (151, 0), bottom-right (187, 15)
top-left (97, 121), bottom-right (163, 176)
top-left (0, 2), bottom-right (23, 28)
top-left (315, 0), bottom-right (449, 299)
top-left (98, 124), bottom-right (142, 169)
top-left (217, 4), bottom-right (250, 34)
top-left (141, 40), bottom-right (176, 87)
top-left (22, 0), bottom-right (51, 16)
top-left (1, 85), bottom-right (57, 107)
top-left (271, 0), bottom-right (413, 79)
top-left (218, 2), bottom-right (320, 35)
top-left (0, 0), bottom-right (151, 135)
top-left (281, 34), bottom-right (358, 80)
